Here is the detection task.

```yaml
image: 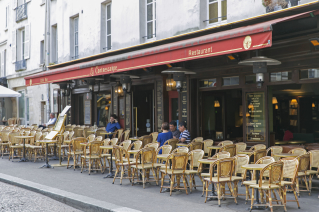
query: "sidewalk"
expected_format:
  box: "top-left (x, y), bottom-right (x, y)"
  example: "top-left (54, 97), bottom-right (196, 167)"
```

top-left (0, 158), bottom-right (318, 212)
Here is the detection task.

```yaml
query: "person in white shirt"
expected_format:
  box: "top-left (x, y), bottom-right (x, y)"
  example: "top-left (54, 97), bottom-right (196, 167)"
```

top-left (39, 113), bottom-right (57, 129)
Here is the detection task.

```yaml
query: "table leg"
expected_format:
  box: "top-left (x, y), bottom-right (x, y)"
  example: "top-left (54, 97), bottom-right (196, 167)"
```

top-left (19, 138), bottom-right (28, 162)
top-left (40, 143), bottom-right (53, 168)
top-left (51, 143), bottom-right (59, 160)
top-left (207, 165), bottom-right (217, 201)
top-left (104, 149), bottom-right (114, 178)
top-left (248, 170), bottom-right (266, 210)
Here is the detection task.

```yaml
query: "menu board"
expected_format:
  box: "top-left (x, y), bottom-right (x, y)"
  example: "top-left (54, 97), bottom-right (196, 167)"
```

top-left (246, 92), bottom-right (265, 142)
top-left (181, 80), bottom-right (187, 123)
top-left (54, 116), bottom-right (65, 131)
top-left (84, 100), bottom-right (91, 125)
top-left (156, 80), bottom-right (163, 132)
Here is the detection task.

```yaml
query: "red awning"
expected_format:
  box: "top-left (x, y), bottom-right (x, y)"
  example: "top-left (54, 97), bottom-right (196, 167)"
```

top-left (25, 12), bottom-right (310, 86)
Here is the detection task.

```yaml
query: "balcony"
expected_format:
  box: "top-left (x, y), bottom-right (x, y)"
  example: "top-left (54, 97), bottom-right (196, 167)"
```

top-left (15, 60), bottom-right (27, 71)
top-left (16, 3), bottom-right (28, 22)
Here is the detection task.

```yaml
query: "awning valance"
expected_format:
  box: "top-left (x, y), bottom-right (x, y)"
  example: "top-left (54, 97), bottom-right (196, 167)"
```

top-left (25, 12), bottom-right (310, 87)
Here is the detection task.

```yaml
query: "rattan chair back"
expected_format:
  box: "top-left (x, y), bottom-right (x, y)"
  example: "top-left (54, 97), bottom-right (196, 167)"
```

top-left (88, 141), bottom-right (102, 157)
top-left (249, 144), bottom-right (266, 151)
top-left (169, 152), bottom-right (188, 174)
top-left (73, 127), bottom-right (83, 138)
top-left (256, 156), bottom-right (275, 165)
top-left (289, 148), bottom-right (307, 155)
top-left (280, 157), bottom-right (299, 182)
top-left (124, 130), bottom-right (130, 140)
top-left (144, 142), bottom-right (159, 150)
top-left (71, 137), bottom-right (86, 152)
top-left (113, 145), bottom-right (130, 164)
top-left (188, 149), bottom-right (204, 170)
top-left (96, 129), bottom-right (107, 137)
top-left (218, 140), bottom-right (233, 146)
top-left (215, 151), bottom-right (230, 159)
top-left (235, 142), bottom-right (247, 154)
top-left (194, 137), bottom-right (204, 142)
top-left (261, 161), bottom-right (283, 187)
top-left (1, 131), bottom-right (11, 142)
top-left (234, 154), bottom-right (250, 175)
top-left (158, 145), bottom-right (172, 154)
top-left (309, 150), bottom-right (319, 169)
top-left (132, 140), bottom-right (143, 150)
top-left (172, 147), bottom-right (189, 153)
top-left (119, 140), bottom-right (132, 151)
top-left (110, 138), bottom-right (118, 146)
top-left (136, 147), bottom-right (156, 168)
top-left (140, 135), bottom-right (152, 147)
top-left (9, 132), bottom-right (21, 145)
top-left (267, 146), bottom-right (283, 161)
top-left (221, 144), bottom-right (236, 157)
top-left (30, 132), bottom-right (42, 145)
top-left (63, 131), bottom-right (69, 142)
top-left (95, 136), bottom-right (103, 141)
top-left (30, 130), bottom-right (36, 136)
top-left (115, 129), bottom-right (124, 139)
top-left (203, 139), bottom-right (214, 154)
top-left (297, 153), bottom-right (310, 173)
top-left (84, 127), bottom-right (94, 138)
top-left (42, 132), bottom-right (49, 139)
top-left (150, 132), bottom-right (159, 143)
top-left (103, 138), bottom-right (110, 146)
top-left (37, 127), bottom-right (43, 132)
top-left (69, 131), bottom-right (75, 140)
top-left (64, 126), bottom-right (73, 132)
top-left (163, 138), bottom-right (179, 150)
top-left (254, 149), bottom-right (267, 163)
top-left (209, 158), bottom-right (235, 182)
top-left (87, 134), bottom-right (96, 142)
top-left (189, 141), bottom-right (203, 151)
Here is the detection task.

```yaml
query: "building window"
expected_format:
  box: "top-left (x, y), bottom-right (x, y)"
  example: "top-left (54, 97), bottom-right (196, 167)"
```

top-left (105, 3), bottom-right (112, 51)
top-left (21, 29), bottom-right (25, 60)
top-left (146, 0), bottom-right (156, 39)
top-left (71, 17), bottom-right (79, 60)
top-left (1, 50), bottom-right (7, 76)
top-left (199, 79), bottom-right (217, 88)
top-left (5, 6), bottom-right (9, 28)
top-left (207, 0), bottom-right (227, 25)
top-left (53, 89), bottom-right (58, 113)
top-left (223, 76), bottom-right (239, 86)
top-left (270, 71), bottom-right (292, 82)
top-left (300, 69), bottom-right (319, 79)
top-left (40, 40), bottom-right (44, 64)
top-left (52, 25), bottom-right (58, 64)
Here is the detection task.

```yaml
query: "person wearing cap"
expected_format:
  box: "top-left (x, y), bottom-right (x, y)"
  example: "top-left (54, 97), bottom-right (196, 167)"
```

top-left (169, 121), bottom-right (180, 139)
top-left (178, 121), bottom-right (191, 144)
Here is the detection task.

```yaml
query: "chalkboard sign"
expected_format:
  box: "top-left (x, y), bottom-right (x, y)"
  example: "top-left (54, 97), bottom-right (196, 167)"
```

top-left (246, 92), bottom-right (265, 142)
top-left (181, 80), bottom-right (187, 123)
top-left (125, 94), bottom-right (131, 130)
top-left (84, 100), bottom-right (91, 125)
top-left (156, 80), bottom-right (163, 132)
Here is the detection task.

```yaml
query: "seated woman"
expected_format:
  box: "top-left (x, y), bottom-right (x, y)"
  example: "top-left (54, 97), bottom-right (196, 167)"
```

top-left (157, 122), bottom-right (173, 154)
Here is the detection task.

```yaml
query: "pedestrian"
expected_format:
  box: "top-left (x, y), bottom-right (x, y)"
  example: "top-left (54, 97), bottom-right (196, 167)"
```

top-left (178, 121), bottom-right (191, 144)
top-left (169, 121), bottom-right (180, 139)
top-left (39, 113), bottom-right (57, 129)
top-left (157, 122), bottom-right (173, 154)
top-left (105, 114), bottom-right (121, 138)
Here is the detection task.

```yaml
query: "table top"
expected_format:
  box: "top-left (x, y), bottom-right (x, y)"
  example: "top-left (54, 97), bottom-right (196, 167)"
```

top-left (100, 145), bottom-right (113, 150)
top-left (177, 143), bottom-right (189, 147)
top-left (275, 141), bottom-right (288, 145)
top-left (198, 159), bottom-right (217, 164)
top-left (288, 141), bottom-right (306, 144)
top-left (157, 154), bottom-right (170, 159)
top-left (207, 146), bottom-right (222, 149)
top-left (273, 153), bottom-right (300, 158)
top-left (37, 140), bottom-right (58, 144)
top-left (100, 132), bottom-right (115, 135)
top-left (15, 136), bottom-right (34, 139)
top-left (238, 150), bottom-right (254, 154)
top-left (242, 164), bottom-right (267, 170)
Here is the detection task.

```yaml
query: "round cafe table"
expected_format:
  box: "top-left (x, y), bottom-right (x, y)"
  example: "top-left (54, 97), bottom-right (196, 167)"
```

top-left (37, 140), bottom-right (58, 168)
top-left (15, 136), bottom-right (34, 162)
top-left (198, 158), bottom-right (218, 199)
top-left (238, 150), bottom-right (254, 155)
top-left (100, 145), bottom-right (114, 178)
top-left (177, 143), bottom-right (189, 147)
top-left (242, 164), bottom-right (268, 210)
top-left (273, 153), bottom-right (300, 158)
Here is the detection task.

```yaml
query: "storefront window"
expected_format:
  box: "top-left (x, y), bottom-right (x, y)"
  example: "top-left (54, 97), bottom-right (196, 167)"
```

top-left (223, 76), bottom-right (239, 86)
top-left (300, 69), bottom-right (319, 79)
top-left (53, 89), bottom-right (58, 113)
top-left (270, 71), bottom-right (292, 82)
top-left (199, 79), bottom-right (216, 88)
top-left (97, 94), bottom-right (111, 127)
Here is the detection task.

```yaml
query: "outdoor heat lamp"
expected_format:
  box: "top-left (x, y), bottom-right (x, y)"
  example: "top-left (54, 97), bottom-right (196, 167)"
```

top-left (110, 74), bottom-right (140, 94)
top-left (161, 67), bottom-right (196, 92)
top-left (239, 56), bottom-right (281, 88)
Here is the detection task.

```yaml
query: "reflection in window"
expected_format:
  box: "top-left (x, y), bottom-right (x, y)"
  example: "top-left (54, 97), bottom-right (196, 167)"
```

top-left (270, 71), bottom-right (292, 82)
top-left (199, 79), bottom-right (216, 88)
top-left (223, 76), bottom-right (239, 86)
top-left (300, 69), bottom-right (319, 79)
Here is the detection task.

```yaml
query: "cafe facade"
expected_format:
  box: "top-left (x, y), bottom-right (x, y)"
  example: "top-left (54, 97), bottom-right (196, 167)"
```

top-left (25, 5), bottom-right (319, 147)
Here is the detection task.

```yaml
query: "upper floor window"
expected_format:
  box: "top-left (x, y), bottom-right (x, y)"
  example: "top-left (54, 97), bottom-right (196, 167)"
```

top-left (70, 16), bottom-right (79, 60)
top-left (5, 6), bottom-right (9, 28)
top-left (51, 25), bottom-right (58, 64)
top-left (15, 0), bottom-right (28, 22)
top-left (1, 50), bottom-right (7, 76)
top-left (207, 0), bottom-right (227, 25)
top-left (146, 0), bottom-right (156, 39)
top-left (105, 3), bottom-right (112, 51)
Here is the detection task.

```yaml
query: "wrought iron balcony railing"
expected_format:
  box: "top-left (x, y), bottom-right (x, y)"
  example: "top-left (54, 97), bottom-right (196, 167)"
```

top-left (15, 60), bottom-right (27, 71)
top-left (16, 3), bottom-right (28, 22)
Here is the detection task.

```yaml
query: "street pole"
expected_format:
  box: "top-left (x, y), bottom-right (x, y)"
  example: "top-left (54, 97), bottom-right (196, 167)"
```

top-left (44, 0), bottom-right (51, 121)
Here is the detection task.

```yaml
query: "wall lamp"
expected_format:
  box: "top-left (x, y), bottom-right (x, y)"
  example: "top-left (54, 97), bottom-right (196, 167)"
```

top-left (309, 38), bottom-right (319, 50)
top-left (110, 74), bottom-right (140, 95)
top-left (161, 67), bottom-right (196, 92)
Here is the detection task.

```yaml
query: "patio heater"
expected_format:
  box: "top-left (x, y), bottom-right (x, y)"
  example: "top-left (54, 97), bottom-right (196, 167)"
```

top-left (239, 56), bottom-right (281, 88)
top-left (110, 74), bottom-right (140, 94)
top-left (161, 67), bottom-right (196, 92)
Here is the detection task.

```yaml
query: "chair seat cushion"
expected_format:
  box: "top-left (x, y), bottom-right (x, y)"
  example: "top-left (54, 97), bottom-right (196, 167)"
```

top-left (1, 143), bottom-right (10, 146)
top-left (81, 155), bottom-right (100, 159)
top-left (232, 176), bottom-right (244, 181)
top-left (67, 151), bottom-right (83, 155)
top-left (117, 162), bottom-right (136, 166)
top-left (281, 180), bottom-right (293, 186)
top-left (61, 145), bottom-right (68, 148)
top-left (185, 170), bottom-right (199, 175)
top-left (204, 177), bottom-right (233, 182)
top-left (306, 170), bottom-right (318, 175)
top-left (160, 169), bottom-right (185, 175)
top-left (250, 183), bottom-right (280, 190)
top-left (298, 172), bottom-right (307, 176)
top-left (101, 153), bottom-right (111, 157)
top-left (28, 145), bottom-right (42, 149)
top-left (133, 163), bottom-right (162, 169)
top-left (243, 180), bottom-right (260, 185)
top-left (9, 145), bottom-right (23, 148)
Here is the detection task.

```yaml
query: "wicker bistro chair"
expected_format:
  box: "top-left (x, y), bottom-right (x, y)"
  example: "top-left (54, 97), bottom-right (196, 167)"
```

top-left (127, 140), bottom-right (143, 159)
top-left (67, 137), bottom-right (86, 170)
top-left (188, 141), bottom-right (203, 151)
top-left (150, 132), bottom-right (159, 143)
top-left (231, 155), bottom-right (250, 196)
top-left (132, 147), bottom-right (162, 188)
top-left (163, 138), bottom-right (179, 150)
top-left (160, 152), bottom-right (189, 196)
top-left (145, 142), bottom-right (159, 151)
top-left (296, 153), bottom-right (311, 197)
top-left (247, 149), bottom-right (267, 164)
top-left (8, 132), bottom-right (23, 161)
top-left (81, 141), bottom-right (103, 174)
top-left (87, 134), bottom-right (96, 142)
top-left (194, 137), bottom-right (204, 142)
top-left (235, 142), bottom-right (247, 154)
top-left (280, 157), bottom-right (300, 209)
top-left (96, 129), bottom-right (107, 138)
top-left (156, 145), bottom-right (172, 164)
top-left (83, 127), bottom-right (95, 138)
top-left (101, 138), bottom-right (118, 173)
top-left (140, 135), bottom-right (152, 147)
top-left (217, 140), bottom-right (233, 147)
top-left (307, 150), bottom-right (319, 194)
top-left (28, 132), bottom-right (44, 162)
top-left (288, 148), bottom-right (307, 156)
top-left (220, 144), bottom-right (236, 157)
top-left (203, 139), bottom-right (214, 158)
top-left (249, 144), bottom-right (266, 151)
top-left (204, 158), bottom-right (238, 207)
top-left (0, 131), bottom-right (11, 158)
top-left (185, 149), bottom-right (205, 193)
top-left (267, 146), bottom-right (283, 161)
top-left (123, 130), bottom-right (130, 140)
top-left (73, 127), bottom-right (84, 138)
top-left (112, 145), bottom-right (136, 185)
top-left (211, 151), bottom-right (230, 159)
top-left (249, 161), bottom-right (286, 212)
top-left (172, 147), bottom-right (189, 154)
top-left (113, 128), bottom-right (123, 139)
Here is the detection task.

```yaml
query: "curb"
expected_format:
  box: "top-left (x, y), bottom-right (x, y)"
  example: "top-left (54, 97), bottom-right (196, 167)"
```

top-left (0, 173), bottom-right (141, 212)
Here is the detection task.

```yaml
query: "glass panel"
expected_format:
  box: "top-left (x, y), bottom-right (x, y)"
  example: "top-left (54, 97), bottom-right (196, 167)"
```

top-left (300, 69), bottom-right (319, 79)
top-left (53, 90), bottom-right (58, 113)
top-left (221, 0), bottom-right (227, 20)
top-left (147, 22), bottom-right (153, 39)
top-left (208, 1), bottom-right (218, 24)
top-left (107, 20), bottom-right (111, 35)
top-left (97, 94), bottom-right (111, 127)
top-left (106, 4), bottom-right (111, 20)
top-left (223, 77), bottom-right (230, 86)
top-left (74, 18), bottom-right (78, 32)
top-left (147, 4), bottom-right (153, 21)
top-left (203, 95), bottom-right (223, 140)
top-left (223, 76), bottom-right (239, 86)
top-left (75, 46), bottom-right (78, 57)
top-left (26, 97), bottom-right (29, 122)
top-left (75, 32), bottom-right (78, 45)
top-left (199, 79), bottom-right (216, 87)
top-left (147, 0), bottom-right (153, 3)
top-left (270, 71), bottom-right (292, 82)
top-left (107, 35), bottom-right (111, 50)
top-left (18, 91), bottom-right (25, 118)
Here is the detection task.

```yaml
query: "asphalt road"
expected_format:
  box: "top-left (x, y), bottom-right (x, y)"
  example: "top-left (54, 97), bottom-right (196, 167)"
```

top-left (0, 182), bottom-right (81, 212)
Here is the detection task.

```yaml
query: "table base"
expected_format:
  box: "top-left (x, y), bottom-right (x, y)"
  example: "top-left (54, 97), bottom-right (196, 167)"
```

top-left (51, 163), bottom-right (68, 167)
top-left (18, 157), bottom-right (28, 162)
top-left (103, 172), bottom-right (114, 178)
top-left (40, 163), bottom-right (53, 169)
top-left (247, 204), bottom-right (267, 211)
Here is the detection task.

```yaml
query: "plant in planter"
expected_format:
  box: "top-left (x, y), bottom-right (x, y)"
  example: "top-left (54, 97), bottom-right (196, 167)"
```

top-left (263, 0), bottom-right (288, 12)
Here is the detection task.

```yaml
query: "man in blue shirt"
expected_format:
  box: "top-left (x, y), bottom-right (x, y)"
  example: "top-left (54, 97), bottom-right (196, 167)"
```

top-left (178, 121), bottom-right (191, 144)
top-left (157, 122), bottom-right (173, 154)
top-left (105, 114), bottom-right (121, 138)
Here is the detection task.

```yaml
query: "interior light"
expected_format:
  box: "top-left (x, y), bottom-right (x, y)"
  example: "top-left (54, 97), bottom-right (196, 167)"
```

top-left (227, 55), bottom-right (235, 60)
top-left (312, 103), bottom-right (315, 108)
top-left (272, 97), bottom-right (278, 104)
top-left (214, 100), bottom-right (220, 108)
top-left (275, 104), bottom-right (278, 110)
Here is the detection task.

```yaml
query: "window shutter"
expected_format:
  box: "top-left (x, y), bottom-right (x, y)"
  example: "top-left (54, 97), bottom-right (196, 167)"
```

top-left (26, 0), bottom-right (31, 3)
top-left (12, 30), bottom-right (16, 63)
top-left (12, 0), bottom-right (17, 9)
top-left (24, 23), bottom-right (31, 59)
top-left (0, 52), bottom-right (3, 76)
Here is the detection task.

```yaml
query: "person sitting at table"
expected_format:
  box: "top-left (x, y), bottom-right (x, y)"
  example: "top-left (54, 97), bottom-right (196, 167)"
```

top-left (157, 122), bottom-right (173, 154)
top-left (178, 121), bottom-right (191, 144)
top-left (283, 126), bottom-right (293, 141)
top-left (39, 113), bottom-right (56, 129)
top-left (105, 114), bottom-right (121, 138)
top-left (169, 121), bottom-right (180, 139)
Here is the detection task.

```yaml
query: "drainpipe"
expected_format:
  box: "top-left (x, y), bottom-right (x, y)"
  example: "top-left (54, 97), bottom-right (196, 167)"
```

top-left (44, 0), bottom-right (51, 121)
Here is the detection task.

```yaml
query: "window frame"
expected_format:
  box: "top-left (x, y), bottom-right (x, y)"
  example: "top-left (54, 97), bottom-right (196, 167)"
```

top-left (146, 0), bottom-right (156, 40)
top-left (21, 29), bottom-right (25, 60)
top-left (74, 17), bottom-right (79, 59)
top-left (207, 0), bottom-right (227, 26)
top-left (105, 3), bottom-right (112, 51)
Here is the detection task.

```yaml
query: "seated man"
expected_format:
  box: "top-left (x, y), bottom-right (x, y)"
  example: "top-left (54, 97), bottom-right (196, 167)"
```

top-left (105, 114), bottom-right (121, 138)
top-left (39, 113), bottom-right (57, 129)
top-left (178, 121), bottom-right (191, 144)
top-left (157, 122), bottom-right (173, 154)
top-left (169, 121), bottom-right (180, 139)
